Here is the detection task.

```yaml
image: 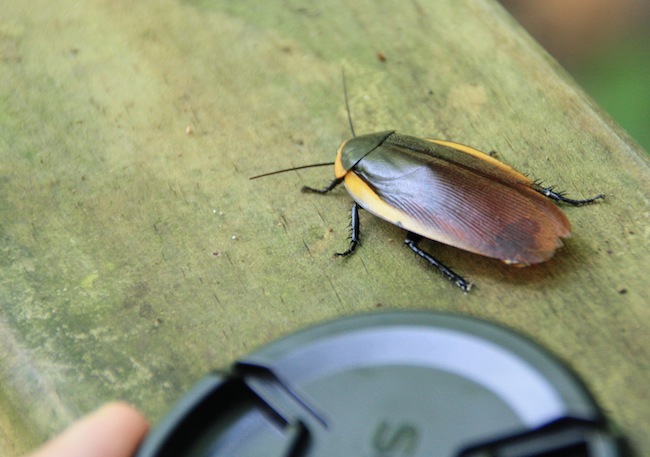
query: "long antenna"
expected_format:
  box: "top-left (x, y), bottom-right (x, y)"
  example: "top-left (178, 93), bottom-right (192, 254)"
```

top-left (342, 68), bottom-right (356, 138)
top-left (251, 71), bottom-right (353, 181)
top-left (249, 162), bottom-right (334, 180)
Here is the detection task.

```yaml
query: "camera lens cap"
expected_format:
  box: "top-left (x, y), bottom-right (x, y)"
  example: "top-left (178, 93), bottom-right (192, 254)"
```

top-left (136, 311), bottom-right (624, 456)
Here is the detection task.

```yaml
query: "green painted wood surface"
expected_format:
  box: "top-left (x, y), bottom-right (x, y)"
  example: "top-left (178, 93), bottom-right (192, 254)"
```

top-left (1, 0), bottom-right (648, 455)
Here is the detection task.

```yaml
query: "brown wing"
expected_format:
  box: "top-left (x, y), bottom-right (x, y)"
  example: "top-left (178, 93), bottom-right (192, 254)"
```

top-left (346, 134), bottom-right (571, 265)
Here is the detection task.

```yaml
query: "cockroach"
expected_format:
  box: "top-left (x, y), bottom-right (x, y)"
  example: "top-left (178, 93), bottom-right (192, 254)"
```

top-left (251, 74), bottom-right (604, 291)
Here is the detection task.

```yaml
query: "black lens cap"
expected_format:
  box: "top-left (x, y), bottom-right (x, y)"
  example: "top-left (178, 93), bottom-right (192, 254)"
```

top-left (136, 312), bottom-right (625, 456)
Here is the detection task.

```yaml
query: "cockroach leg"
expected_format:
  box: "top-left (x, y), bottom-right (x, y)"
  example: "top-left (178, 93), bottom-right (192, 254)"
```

top-left (302, 177), bottom-right (344, 194)
top-left (533, 183), bottom-right (605, 207)
top-left (405, 233), bottom-right (472, 292)
top-left (336, 202), bottom-right (361, 257)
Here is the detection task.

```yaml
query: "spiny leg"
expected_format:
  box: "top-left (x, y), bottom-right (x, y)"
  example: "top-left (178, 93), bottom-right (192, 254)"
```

top-left (532, 183), bottom-right (605, 206)
top-left (301, 177), bottom-right (360, 256)
top-left (404, 233), bottom-right (472, 292)
top-left (335, 202), bottom-right (361, 257)
top-left (302, 177), bottom-right (344, 194)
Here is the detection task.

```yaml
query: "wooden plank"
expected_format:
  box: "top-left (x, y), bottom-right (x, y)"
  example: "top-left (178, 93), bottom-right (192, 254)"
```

top-left (1, 0), bottom-right (648, 454)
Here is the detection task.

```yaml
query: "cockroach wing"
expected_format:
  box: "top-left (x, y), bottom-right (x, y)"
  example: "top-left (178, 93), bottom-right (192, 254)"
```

top-left (344, 134), bottom-right (571, 265)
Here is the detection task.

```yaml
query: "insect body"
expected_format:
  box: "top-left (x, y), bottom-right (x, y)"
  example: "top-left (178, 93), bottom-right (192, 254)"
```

top-left (300, 130), bottom-right (604, 291)
top-left (251, 73), bottom-right (604, 291)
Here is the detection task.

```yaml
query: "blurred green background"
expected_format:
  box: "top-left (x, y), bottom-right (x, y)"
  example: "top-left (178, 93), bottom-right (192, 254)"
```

top-left (501, 0), bottom-right (650, 152)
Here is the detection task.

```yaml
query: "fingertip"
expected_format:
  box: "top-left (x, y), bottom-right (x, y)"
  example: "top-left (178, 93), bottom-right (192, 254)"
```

top-left (27, 402), bottom-right (149, 457)
top-left (95, 401), bottom-right (149, 433)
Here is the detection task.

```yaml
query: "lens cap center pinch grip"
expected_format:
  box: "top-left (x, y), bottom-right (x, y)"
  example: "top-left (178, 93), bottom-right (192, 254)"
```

top-left (135, 312), bottom-right (625, 457)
